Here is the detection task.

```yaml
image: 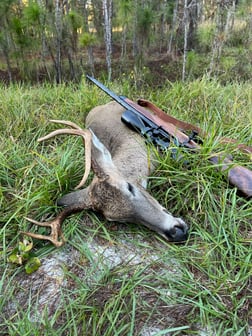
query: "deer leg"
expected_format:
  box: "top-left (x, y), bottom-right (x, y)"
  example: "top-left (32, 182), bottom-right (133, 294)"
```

top-left (21, 204), bottom-right (90, 247)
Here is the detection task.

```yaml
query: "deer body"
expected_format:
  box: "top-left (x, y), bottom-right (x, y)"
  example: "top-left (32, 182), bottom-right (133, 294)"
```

top-left (24, 101), bottom-right (188, 246)
top-left (86, 101), bottom-right (152, 185)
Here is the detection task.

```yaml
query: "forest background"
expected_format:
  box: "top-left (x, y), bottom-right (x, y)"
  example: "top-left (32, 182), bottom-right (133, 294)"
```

top-left (0, 0), bottom-right (251, 84)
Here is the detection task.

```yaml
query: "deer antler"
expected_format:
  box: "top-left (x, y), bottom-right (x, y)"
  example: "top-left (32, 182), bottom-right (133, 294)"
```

top-left (22, 216), bottom-right (65, 247)
top-left (49, 119), bottom-right (83, 130)
top-left (39, 120), bottom-right (92, 189)
top-left (22, 203), bottom-right (91, 247)
top-left (22, 121), bottom-right (92, 246)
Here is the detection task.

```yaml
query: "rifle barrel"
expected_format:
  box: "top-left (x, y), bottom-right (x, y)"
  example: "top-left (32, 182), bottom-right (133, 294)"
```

top-left (86, 75), bottom-right (133, 112)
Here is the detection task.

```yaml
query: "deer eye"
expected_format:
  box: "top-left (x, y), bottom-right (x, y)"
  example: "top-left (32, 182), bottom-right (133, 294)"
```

top-left (127, 183), bottom-right (136, 196)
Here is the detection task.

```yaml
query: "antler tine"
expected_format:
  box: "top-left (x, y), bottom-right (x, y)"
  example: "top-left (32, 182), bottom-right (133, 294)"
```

top-left (38, 128), bottom-right (92, 189)
top-left (21, 217), bottom-right (65, 247)
top-left (38, 128), bottom-right (87, 142)
top-left (49, 119), bottom-right (83, 130)
top-left (22, 202), bottom-right (91, 247)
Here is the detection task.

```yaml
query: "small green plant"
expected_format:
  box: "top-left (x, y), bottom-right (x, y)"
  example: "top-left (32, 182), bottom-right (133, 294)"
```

top-left (8, 239), bottom-right (41, 274)
top-left (79, 32), bottom-right (97, 48)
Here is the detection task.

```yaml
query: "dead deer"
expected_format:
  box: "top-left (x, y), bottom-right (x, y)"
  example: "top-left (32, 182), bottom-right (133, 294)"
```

top-left (23, 101), bottom-right (188, 246)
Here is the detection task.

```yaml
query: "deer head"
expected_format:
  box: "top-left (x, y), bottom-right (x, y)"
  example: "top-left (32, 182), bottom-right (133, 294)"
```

top-left (23, 119), bottom-right (188, 247)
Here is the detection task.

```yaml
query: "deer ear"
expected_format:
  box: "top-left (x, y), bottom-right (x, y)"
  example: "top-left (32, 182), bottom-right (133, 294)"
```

top-left (57, 187), bottom-right (91, 207)
top-left (89, 129), bottom-right (118, 178)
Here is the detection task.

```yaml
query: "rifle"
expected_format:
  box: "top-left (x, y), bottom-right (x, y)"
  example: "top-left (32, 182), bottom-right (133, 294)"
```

top-left (86, 75), bottom-right (252, 197)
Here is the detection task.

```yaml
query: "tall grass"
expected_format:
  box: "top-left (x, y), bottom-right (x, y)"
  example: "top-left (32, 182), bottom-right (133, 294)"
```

top-left (0, 77), bottom-right (251, 335)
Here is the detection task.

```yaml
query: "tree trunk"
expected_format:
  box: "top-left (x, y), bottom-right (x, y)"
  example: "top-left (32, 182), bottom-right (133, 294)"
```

top-left (80, 0), bottom-right (89, 32)
top-left (182, 0), bottom-right (188, 81)
top-left (168, 0), bottom-right (179, 54)
top-left (208, 1), bottom-right (233, 76)
top-left (87, 46), bottom-right (95, 76)
top-left (0, 17), bottom-right (13, 82)
top-left (55, 0), bottom-right (62, 83)
top-left (132, 0), bottom-right (139, 60)
top-left (121, 26), bottom-right (127, 60)
top-left (36, 0), bottom-right (51, 81)
top-left (102, 0), bottom-right (113, 80)
top-left (91, 0), bottom-right (104, 39)
top-left (187, 0), bottom-right (199, 50)
top-left (2, 45), bottom-right (12, 82)
top-left (224, 0), bottom-right (236, 39)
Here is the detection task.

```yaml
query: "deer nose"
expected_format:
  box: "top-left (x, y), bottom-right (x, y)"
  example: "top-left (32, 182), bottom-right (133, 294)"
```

top-left (164, 223), bottom-right (188, 242)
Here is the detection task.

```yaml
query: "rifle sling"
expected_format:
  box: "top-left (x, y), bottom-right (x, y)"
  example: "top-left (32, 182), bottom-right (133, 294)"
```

top-left (124, 98), bottom-right (199, 149)
top-left (138, 98), bottom-right (252, 155)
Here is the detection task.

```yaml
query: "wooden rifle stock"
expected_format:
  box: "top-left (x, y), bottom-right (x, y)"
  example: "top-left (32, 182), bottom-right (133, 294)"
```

top-left (209, 156), bottom-right (252, 197)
